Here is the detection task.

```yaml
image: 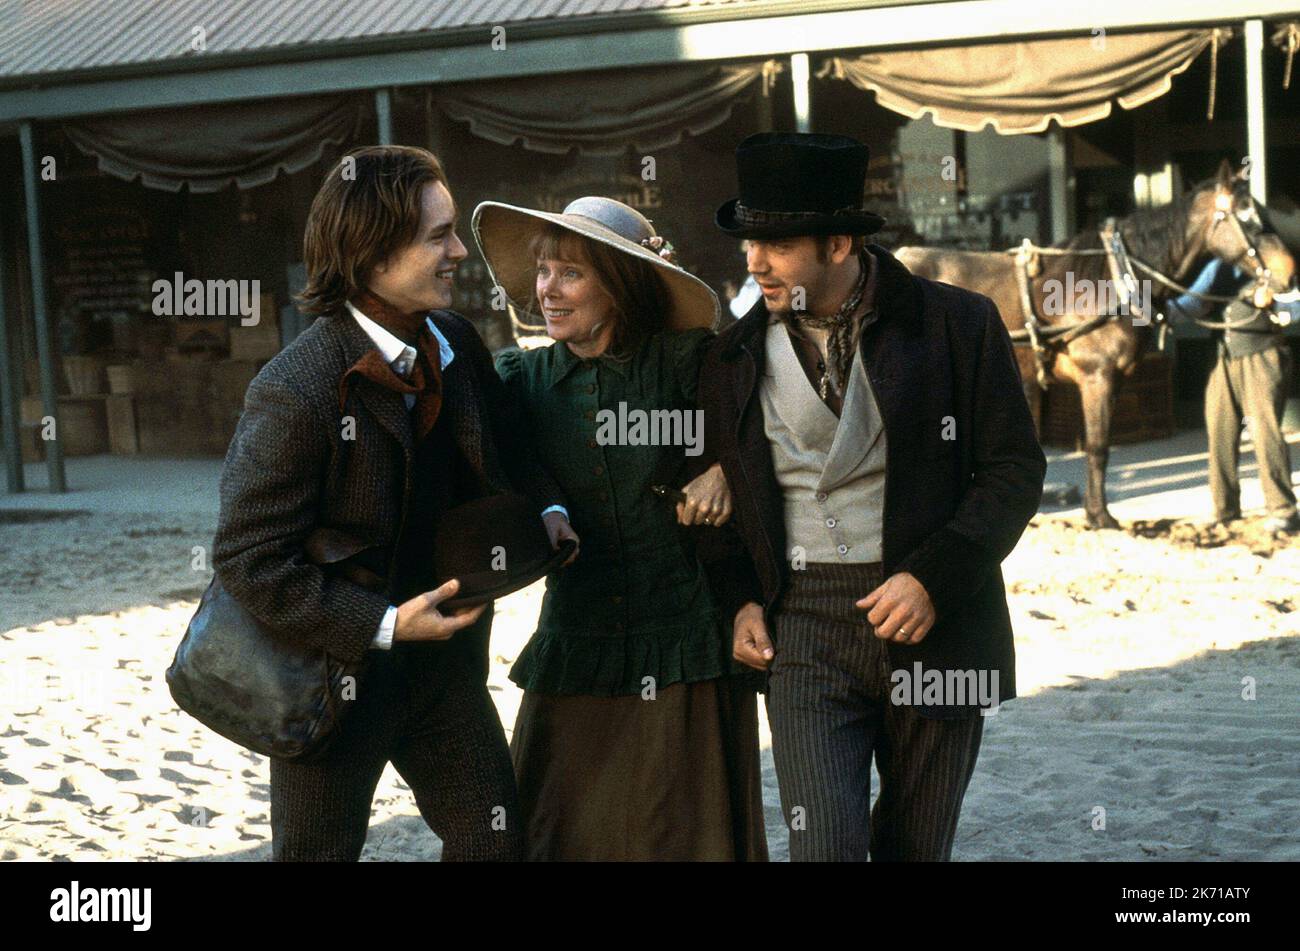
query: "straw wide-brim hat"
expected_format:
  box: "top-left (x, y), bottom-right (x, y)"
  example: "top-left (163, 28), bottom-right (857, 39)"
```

top-left (472, 197), bottom-right (720, 333)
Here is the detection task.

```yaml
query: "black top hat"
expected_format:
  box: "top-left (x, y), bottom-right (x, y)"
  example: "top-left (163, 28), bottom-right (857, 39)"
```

top-left (434, 492), bottom-right (575, 610)
top-left (716, 132), bottom-right (886, 239)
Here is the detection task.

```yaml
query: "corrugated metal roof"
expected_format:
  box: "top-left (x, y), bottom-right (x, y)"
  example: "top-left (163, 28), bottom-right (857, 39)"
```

top-left (0, 0), bottom-right (773, 80)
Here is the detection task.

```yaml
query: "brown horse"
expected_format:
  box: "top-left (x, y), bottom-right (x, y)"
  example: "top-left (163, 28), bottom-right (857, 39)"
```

top-left (898, 161), bottom-right (1297, 529)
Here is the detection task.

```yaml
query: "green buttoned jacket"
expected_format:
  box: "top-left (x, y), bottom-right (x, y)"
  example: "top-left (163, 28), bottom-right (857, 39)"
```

top-left (495, 329), bottom-right (731, 696)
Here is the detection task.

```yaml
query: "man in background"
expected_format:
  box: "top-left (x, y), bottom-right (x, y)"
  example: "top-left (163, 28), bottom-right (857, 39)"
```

top-left (1169, 258), bottom-right (1299, 534)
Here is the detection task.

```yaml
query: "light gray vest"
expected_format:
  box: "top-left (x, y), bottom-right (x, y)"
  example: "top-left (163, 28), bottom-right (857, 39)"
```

top-left (759, 318), bottom-right (887, 564)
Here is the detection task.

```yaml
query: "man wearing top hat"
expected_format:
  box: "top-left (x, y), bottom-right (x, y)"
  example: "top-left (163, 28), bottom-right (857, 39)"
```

top-left (212, 145), bottom-right (578, 861)
top-left (698, 132), bottom-right (1046, 861)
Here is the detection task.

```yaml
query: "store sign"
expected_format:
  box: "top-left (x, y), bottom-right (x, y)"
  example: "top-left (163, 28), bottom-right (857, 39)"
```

top-left (51, 206), bottom-right (152, 324)
top-left (533, 169), bottom-right (662, 213)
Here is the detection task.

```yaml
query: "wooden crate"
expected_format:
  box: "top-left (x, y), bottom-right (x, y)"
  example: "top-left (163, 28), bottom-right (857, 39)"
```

top-left (175, 319), bottom-right (230, 352)
top-left (229, 305), bottom-right (281, 361)
top-left (19, 422), bottom-right (44, 463)
top-left (62, 355), bottom-right (105, 395)
top-left (106, 364), bottom-right (134, 394)
top-left (21, 395), bottom-right (109, 455)
top-left (132, 358), bottom-right (214, 454)
top-left (105, 394), bottom-right (139, 454)
top-left (1040, 351), bottom-right (1175, 449)
top-left (128, 357), bottom-right (261, 454)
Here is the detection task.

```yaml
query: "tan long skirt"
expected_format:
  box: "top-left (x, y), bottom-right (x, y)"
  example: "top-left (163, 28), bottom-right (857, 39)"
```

top-left (510, 677), bottom-right (768, 861)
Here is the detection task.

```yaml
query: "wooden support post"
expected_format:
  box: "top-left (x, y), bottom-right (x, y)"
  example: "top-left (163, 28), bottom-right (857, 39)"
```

top-left (790, 52), bottom-right (811, 133)
top-left (19, 120), bottom-right (64, 493)
top-left (0, 174), bottom-right (23, 493)
top-left (1244, 19), bottom-right (1268, 204)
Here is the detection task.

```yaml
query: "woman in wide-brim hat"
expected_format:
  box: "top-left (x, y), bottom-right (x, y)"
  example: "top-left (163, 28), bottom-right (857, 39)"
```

top-left (474, 196), bottom-right (767, 861)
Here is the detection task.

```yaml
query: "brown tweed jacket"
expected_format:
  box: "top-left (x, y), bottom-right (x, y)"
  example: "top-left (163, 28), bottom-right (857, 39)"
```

top-left (213, 308), bottom-right (564, 667)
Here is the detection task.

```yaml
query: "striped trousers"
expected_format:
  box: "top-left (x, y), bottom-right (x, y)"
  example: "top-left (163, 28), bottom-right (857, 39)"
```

top-left (766, 562), bottom-right (984, 862)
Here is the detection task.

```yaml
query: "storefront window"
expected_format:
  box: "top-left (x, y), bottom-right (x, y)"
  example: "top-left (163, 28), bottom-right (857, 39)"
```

top-left (894, 119), bottom-right (1052, 251)
top-left (812, 75), bottom-right (1054, 253)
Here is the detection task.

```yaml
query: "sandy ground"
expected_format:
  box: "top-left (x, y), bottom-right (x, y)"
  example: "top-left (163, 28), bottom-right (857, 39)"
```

top-left (1, 503), bottom-right (1297, 862)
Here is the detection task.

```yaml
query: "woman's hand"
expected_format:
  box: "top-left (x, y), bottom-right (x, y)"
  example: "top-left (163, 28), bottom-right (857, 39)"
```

top-left (543, 511), bottom-right (580, 566)
top-left (733, 602), bottom-right (774, 670)
top-left (676, 462), bottom-right (733, 527)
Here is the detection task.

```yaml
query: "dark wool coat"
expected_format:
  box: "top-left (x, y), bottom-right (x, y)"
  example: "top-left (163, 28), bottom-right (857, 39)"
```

top-left (696, 244), bottom-right (1046, 717)
top-left (213, 308), bottom-right (564, 668)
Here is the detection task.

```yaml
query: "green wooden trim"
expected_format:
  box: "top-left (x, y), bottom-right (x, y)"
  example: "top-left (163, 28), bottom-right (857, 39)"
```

top-left (1, 0), bottom-right (1293, 121)
top-left (0, 0), bottom-right (917, 91)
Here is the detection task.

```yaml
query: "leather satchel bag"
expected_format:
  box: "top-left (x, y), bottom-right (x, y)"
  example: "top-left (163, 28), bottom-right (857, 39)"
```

top-left (166, 529), bottom-right (384, 761)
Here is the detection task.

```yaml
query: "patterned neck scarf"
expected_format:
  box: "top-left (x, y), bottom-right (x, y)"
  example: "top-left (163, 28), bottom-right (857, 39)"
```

top-left (340, 290), bottom-right (444, 440)
top-left (350, 289), bottom-right (427, 344)
top-left (784, 249), bottom-right (876, 398)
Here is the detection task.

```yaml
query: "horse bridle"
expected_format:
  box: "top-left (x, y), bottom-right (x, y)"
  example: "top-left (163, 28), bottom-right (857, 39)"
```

top-left (1207, 188), bottom-right (1272, 296)
top-left (1118, 186), bottom-right (1276, 312)
top-left (1009, 187), bottom-right (1283, 373)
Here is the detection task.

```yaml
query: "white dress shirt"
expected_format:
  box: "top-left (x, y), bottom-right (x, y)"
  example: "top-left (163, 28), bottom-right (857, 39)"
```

top-left (346, 301), bottom-right (454, 409)
top-left (345, 302), bottom-right (564, 650)
top-left (347, 302), bottom-right (452, 649)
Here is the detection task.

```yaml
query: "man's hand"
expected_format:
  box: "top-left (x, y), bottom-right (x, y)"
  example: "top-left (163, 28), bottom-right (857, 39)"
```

top-left (543, 511), bottom-right (580, 567)
top-left (733, 601), bottom-right (774, 670)
top-left (393, 578), bottom-right (487, 642)
top-left (856, 572), bottom-right (935, 645)
top-left (1253, 283), bottom-right (1275, 310)
top-left (677, 462), bottom-right (733, 527)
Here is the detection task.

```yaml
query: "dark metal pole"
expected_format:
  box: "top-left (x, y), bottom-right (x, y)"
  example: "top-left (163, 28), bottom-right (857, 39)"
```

top-left (18, 120), bottom-right (64, 493)
top-left (0, 168), bottom-right (24, 493)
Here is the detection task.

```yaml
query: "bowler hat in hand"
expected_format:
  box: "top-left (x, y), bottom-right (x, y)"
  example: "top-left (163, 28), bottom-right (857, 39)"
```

top-left (434, 493), bottom-right (576, 610)
top-left (716, 132), bottom-right (885, 239)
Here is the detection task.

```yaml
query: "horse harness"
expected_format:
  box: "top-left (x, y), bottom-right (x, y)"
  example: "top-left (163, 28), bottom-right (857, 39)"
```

top-left (1009, 203), bottom-right (1278, 390)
